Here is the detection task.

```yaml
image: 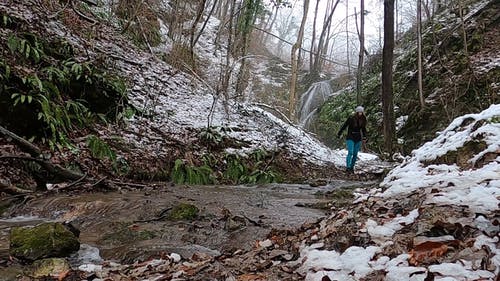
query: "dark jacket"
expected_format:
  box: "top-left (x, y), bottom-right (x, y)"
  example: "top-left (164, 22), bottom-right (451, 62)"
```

top-left (337, 115), bottom-right (367, 142)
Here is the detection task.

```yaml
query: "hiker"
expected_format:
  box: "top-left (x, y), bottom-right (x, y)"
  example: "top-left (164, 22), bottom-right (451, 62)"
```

top-left (337, 106), bottom-right (368, 172)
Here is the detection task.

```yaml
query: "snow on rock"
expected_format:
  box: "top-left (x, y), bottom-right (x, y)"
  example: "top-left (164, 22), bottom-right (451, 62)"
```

top-left (379, 104), bottom-right (500, 212)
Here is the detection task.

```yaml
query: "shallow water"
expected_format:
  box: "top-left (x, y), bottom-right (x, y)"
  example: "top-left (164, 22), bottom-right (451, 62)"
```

top-left (0, 180), bottom-right (374, 265)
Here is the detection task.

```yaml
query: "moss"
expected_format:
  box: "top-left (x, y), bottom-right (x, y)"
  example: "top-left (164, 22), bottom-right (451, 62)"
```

top-left (168, 203), bottom-right (199, 221)
top-left (425, 140), bottom-right (488, 169)
top-left (31, 258), bottom-right (70, 278)
top-left (9, 223), bottom-right (80, 261)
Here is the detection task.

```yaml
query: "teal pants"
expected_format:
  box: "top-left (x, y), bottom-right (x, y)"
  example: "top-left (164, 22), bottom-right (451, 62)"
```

top-left (346, 139), bottom-right (361, 169)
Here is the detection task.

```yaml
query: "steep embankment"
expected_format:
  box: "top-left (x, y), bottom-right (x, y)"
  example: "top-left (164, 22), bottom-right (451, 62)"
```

top-left (0, 0), bottom-right (386, 192)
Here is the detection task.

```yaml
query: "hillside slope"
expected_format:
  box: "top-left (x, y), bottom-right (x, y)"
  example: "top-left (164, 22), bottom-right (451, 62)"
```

top-left (0, 0), bottom-right (387, 192)
top-left (316, 0), bottom-right (499, 154)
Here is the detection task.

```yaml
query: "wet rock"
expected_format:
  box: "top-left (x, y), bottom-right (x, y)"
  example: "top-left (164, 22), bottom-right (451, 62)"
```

top-left (168, 203), bottom-right (199, 220)
top-left (31, 258), bottom-right (70, 279)
top-left (10, 222), bottom-right (80, 261)
top-left (225, 215), bottom-right (247, 231)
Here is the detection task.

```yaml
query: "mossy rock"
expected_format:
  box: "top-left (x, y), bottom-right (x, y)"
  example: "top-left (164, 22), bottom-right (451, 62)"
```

top-left (168, 203), bottom-right (199, 221)
top-left (10, 222), bottom-right (80, 261)
top-left (31, 258), bottom-right (70, 278)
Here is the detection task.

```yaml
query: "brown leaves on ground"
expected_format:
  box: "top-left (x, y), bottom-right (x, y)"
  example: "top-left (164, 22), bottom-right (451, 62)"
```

top-left (237, 273), bottom-right (268, 281)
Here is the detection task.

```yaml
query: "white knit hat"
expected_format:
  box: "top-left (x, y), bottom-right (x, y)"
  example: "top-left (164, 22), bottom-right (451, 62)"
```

top-left (355, 106), bottom-right (364, 113)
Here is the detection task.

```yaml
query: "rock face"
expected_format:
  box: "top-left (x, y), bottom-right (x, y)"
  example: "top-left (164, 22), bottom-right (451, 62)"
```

top-left (10, 222), bottom-right (80, 261)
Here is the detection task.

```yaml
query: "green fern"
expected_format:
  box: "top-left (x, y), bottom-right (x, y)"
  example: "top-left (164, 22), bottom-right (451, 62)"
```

top-left (6, 35), bottom-right (42, 63)
top-left (171, 159), bottom-right (186, 184)
top-left (224, 154), bottom-right (247, 183)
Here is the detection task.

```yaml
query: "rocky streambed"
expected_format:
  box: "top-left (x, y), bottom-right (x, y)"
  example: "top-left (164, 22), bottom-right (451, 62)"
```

top-left (0, 180), bottom-right (376, 279)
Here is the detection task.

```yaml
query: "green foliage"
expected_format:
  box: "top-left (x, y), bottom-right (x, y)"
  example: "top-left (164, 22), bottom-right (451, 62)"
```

top-left (199, 127), bottom-right (224, 145)
top-left (1, 31), bottom-right (128, 150)
top-left (223, 154), bottom-right (247, 183)
top-left (241, 169), bottom-right (279, 184)
top-left (238, 0), bottom-right (264, 35)
top-left (171, 159), bottom-right (186, 184)
top-left (171, 158), bottom-right (215, 185)
top-left (7, 34), bottom-right (43, 63)
top-left (185, 164), bottom-right (214, 185)
top-left (317, 92), bottom-right (357, 148)
top-left (223, 149), bottom-right (280, 184)
top-left (86, 135), bottom-right (116, 161)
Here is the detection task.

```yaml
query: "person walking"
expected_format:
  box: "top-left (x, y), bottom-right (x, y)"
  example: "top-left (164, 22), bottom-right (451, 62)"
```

top-left (337, 106), bottom-right (368, 172)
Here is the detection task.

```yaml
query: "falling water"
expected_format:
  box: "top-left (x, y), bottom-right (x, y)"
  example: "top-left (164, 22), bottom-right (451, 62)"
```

top-left (298, 80), bottom-right (333, 129)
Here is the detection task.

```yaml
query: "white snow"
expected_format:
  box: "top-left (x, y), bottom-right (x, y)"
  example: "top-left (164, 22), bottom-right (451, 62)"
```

top-left (299, 104), bottom-right (500, 280)
top-left (366, 209), bottom-right (419, 242)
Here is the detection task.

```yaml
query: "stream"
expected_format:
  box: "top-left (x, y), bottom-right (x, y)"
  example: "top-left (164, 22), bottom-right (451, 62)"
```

top-left (0, 180), bottom-right (375, 273)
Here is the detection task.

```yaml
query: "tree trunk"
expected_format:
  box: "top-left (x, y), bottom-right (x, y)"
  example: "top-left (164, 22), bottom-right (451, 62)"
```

top-left (345, 0), bottom-right (350, 75)
top-left (215, 0), bottom-right (231, 46)
top-left (189, 0), bottom-right (208, 59)
top-left (309, 0), bottom-right (320, 73)
top-left (289, 0), bottom-right (309, 120)
top-left (193, 0), bottom-right (218, 50)
top-left (312, 0), bottom-right (340, 76)
top-left (417, 0), bottom-right (425, 108)
top-left (356, 0), bottom-right (365, 105)
top-left (382, 0), bottom-right (395, 155)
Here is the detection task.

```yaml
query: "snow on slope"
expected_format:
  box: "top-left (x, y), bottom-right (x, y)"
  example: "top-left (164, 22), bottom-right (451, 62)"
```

top-left (299, 104), bottom-right (500, 280)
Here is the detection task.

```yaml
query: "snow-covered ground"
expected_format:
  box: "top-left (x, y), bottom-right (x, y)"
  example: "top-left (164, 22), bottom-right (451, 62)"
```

top-left (299, 104), bottom-right (500, 280)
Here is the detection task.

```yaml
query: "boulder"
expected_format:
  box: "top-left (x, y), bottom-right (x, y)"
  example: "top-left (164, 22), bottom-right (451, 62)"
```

top-left (10, 222), bottom-right (80, 261)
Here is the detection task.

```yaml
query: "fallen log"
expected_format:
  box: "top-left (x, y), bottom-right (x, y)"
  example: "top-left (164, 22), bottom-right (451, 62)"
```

top-left (0, 125), bottom-right (84, 182)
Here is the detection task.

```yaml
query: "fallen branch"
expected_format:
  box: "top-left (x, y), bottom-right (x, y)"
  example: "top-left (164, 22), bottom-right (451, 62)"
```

top-left (0, 180), bottom-right (33, 195)
top-left (0, 126), bottom-right (84, 181)
top-left (0, 125), bottom-right (42, 156)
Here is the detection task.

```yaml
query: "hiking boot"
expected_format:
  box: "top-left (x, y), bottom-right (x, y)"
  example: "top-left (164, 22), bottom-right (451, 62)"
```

top-left (346, 167), bottom-right (354, 173)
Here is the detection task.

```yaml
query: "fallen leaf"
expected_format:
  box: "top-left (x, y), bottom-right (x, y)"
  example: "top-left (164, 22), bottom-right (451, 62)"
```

top-left (409, 241), bottom-right (449, 265)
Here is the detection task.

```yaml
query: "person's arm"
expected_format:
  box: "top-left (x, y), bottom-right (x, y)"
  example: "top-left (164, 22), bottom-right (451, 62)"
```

top-left (337, 118), bottom-right (349, 137)
top-left (362, 125), bottom-right (367, 140)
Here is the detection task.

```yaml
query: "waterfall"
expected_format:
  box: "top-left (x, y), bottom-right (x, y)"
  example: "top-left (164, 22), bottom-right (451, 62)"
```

top-left (297, 80), bottom-right (333, 129)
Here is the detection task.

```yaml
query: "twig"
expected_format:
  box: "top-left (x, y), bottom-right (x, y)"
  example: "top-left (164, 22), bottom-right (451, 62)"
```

top-left (0, 180), bottom-right (33, 195)
top-left (93, 46), bottom-right (143, 65)
top-left (91, 176), bottom-right (107, 187)
top-left (106, 180), bottom-right (152, 188)
top-left (250, 103), bottom-right (294, 126)
top-left (70, 0), bottom-right (97, 24)
top-left (48, 0), bottom-right (71, 19)
top-left (62, 173), bottom-right (88, 189)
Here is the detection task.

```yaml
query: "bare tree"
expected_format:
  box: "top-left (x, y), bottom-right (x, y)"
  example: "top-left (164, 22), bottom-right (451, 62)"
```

top-left (311, 0), bottom-right (340, 76)
top-left (416, 0), bottom-right (425, 108)
top-left (189, 0), bottom-right (208, 57)
top-left (309, 0), bottom-right (320, 73)
top-left (356, 0), bottom-right (365, 105)
top-left (382, 0), bottom-right (395, 154)
top-left (345, 0), bottom-right (351, 75)
top-left (289, 0), bottom-right (309, 120)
